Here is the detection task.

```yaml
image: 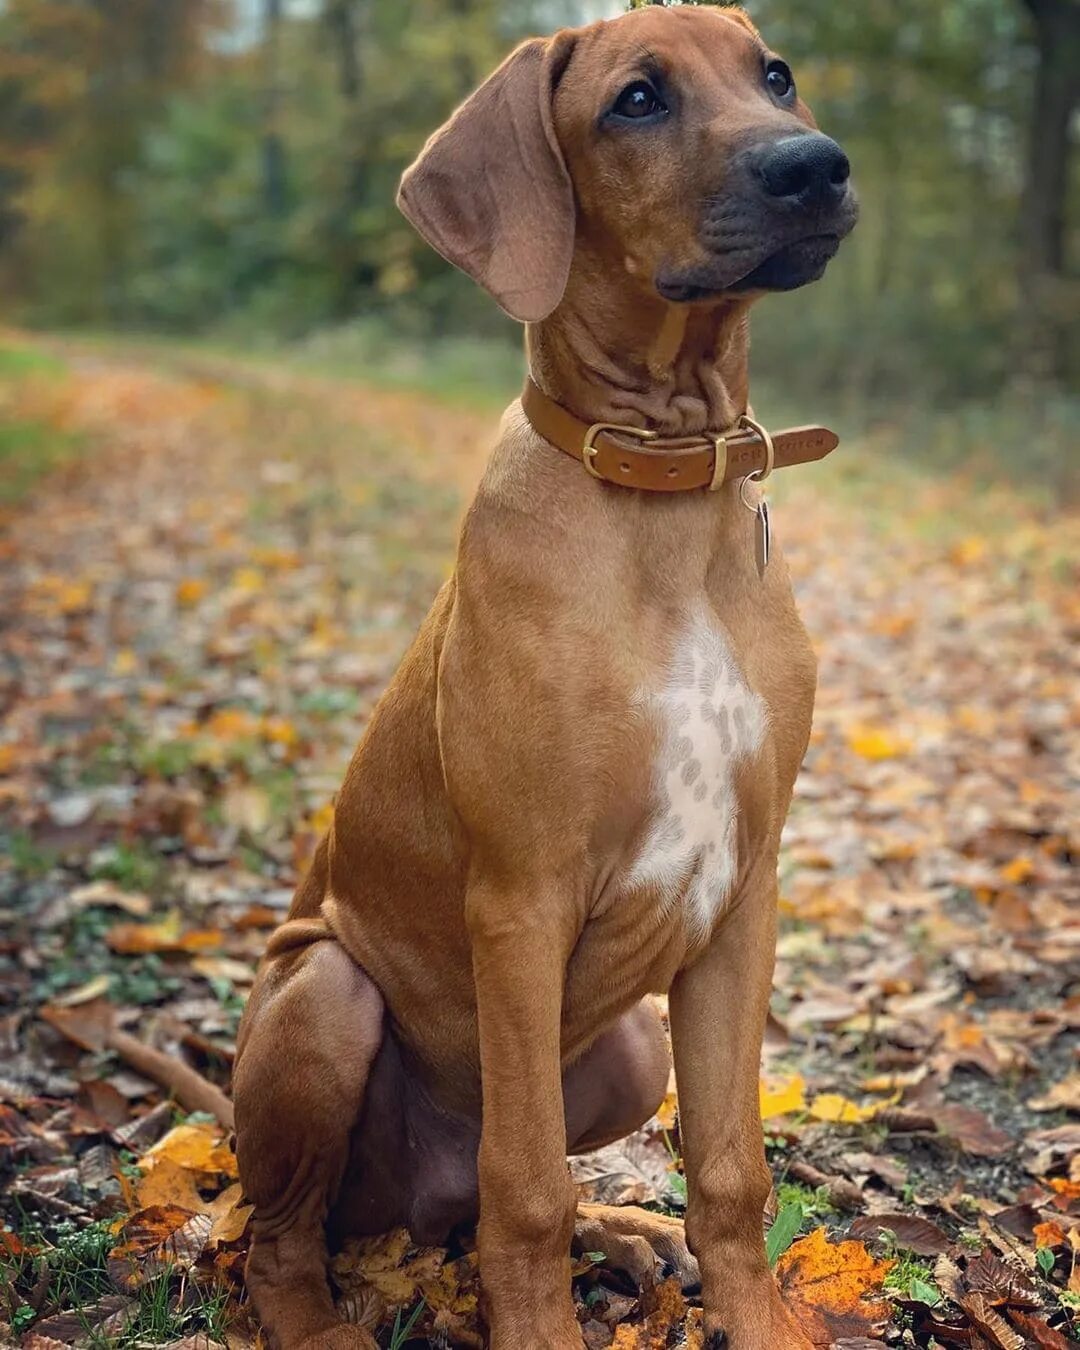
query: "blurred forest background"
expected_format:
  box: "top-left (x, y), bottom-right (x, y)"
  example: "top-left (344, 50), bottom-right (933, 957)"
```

top-left (0, 0), bottom-right (1077, 485)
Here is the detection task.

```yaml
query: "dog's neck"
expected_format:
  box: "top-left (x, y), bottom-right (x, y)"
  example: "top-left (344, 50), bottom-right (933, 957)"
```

top-left (526, 248), bottom-right (753, 440)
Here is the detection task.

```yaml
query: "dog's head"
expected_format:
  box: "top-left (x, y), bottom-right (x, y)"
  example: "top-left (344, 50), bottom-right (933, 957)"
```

top-left (398, 5), bottom-right (857, 324)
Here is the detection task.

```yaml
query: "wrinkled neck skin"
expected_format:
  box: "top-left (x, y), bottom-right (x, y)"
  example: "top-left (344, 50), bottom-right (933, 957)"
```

top-left (526, 239), bottom-right (753, 439)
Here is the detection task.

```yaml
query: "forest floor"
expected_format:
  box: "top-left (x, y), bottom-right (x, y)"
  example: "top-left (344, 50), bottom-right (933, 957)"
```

top-left (0, 329), bottom-right (1077, 1350)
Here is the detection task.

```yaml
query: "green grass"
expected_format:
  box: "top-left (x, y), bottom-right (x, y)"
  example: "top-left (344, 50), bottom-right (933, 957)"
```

top-left (0, 417), bottom-right (82, 506)
top-left (1, 1213), bottom-right (231, 1346)
top-left (0, 343), bottom-right (65, 379)
top-left (0, 339), bottom-right (81, 505)
top-left (89, 841), bottom-right (167, 894)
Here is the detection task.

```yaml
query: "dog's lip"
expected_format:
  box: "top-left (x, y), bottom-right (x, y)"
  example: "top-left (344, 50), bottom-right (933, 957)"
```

top-left (655, 231), bottom-right (843, 303)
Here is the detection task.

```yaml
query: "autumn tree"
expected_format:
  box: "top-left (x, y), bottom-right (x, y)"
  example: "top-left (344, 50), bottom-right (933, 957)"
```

top-left (1015, 0), bottom-right (1079, 381)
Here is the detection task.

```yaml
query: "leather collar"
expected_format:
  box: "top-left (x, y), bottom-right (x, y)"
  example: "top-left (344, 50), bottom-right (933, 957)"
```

top-left (521, 377), bottom-right (838, 493)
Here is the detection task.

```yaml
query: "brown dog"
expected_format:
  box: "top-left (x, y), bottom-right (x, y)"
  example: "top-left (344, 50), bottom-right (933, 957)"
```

top-left (232, 6), bottom-right (857, 1348)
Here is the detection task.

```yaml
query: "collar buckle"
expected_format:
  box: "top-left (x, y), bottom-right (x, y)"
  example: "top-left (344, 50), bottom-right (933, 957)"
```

top-left (582, 421), bottom-right (658, 481)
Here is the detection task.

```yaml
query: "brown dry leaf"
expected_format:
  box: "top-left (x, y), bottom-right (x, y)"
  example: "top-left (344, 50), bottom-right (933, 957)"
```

top-left (849, 1213), bottom-right (950, 1256)
top-left (29, 1295), bottom-right (134, 1343)
top-left (571, 1135), bottom-right (678, 1207)
top-left (39, 996), bottom-right (115, 1051)
top-left (775, 1227), bottom-right (893, 1345)
top-left (936, 1103), bottom-right (1012, 1157)
top-left (108, 1204), bottom-right (211, 1289)
top-left (1006, 1309), bottom-right (1080, 1349)
top-left (959, 1291), bottom-right (1025, 1350)
top-left (963, 1249), bottom-right (1039, 1307)
top-left (1029, 1075), bottom-right (1080, 1114)
top-left (68, 880), bottom-right (152, 917)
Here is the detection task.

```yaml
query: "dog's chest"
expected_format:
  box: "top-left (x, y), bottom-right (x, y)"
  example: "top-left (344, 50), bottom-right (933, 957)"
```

top-left (624, 613), bottom-right (766, 934)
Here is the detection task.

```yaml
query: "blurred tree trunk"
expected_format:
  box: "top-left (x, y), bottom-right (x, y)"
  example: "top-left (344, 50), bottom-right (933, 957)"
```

top-left (324, 0), bottom-right (363, 102)
top-left (262, 0), bottom-right (287, 216)
top-left (1016, 0), bottom-right (1079, 382)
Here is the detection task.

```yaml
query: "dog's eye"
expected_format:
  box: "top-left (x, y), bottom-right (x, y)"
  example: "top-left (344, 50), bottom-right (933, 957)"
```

top-left (610, 81), bottom-right (667, 121)
top-left (765, 60), bottom-right (795, 102)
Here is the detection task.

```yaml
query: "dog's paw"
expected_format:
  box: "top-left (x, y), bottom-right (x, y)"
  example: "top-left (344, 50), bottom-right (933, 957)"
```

top-left (575, 1204), bottom-right (700, 1293)
top-left (297, 1327), bottom-right (378, 1350)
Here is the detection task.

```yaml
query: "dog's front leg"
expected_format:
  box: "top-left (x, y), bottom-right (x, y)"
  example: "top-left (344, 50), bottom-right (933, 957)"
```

top-left (467, 875), bottom-right (583, 1350)
top-left (669, 869), bottom-right (813, 1350)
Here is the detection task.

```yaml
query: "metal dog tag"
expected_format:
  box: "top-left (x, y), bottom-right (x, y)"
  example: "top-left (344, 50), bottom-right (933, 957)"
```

top-left (754, 497), bottom-right (771, 577)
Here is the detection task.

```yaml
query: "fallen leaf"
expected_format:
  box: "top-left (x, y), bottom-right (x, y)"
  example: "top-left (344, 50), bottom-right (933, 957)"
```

top-left (849, 1214), bottom-right (950, 1256)
top-left (107, 912), bottom-right (224, 954)
top-left (141, 1121), bottom-right (238, 1180)
top-left (1029, 1075), bottom-right (1080, 1114)
top-left (775, 1227), bottom-right (893, 1345)
top-left (936, 1104), bottom-right (1012, 1157)
top-left (846, 725), bottom-right (911, 760)
top-left (760, 1074), bottom-right (807, 1120)
top-left (809, 1093), bottom-right (890, 1125)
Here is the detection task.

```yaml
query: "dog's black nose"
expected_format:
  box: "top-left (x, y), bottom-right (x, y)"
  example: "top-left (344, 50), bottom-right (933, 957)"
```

top-left (756, 134), bottom-right (850, 208)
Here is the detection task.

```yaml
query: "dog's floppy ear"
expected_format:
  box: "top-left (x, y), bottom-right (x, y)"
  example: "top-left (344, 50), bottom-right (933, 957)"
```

top-left (397, 36), bottom-right (576, 324)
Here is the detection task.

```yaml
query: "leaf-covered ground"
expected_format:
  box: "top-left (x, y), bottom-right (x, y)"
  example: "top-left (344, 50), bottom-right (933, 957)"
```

top-left (0, 331), bottom-right (1077, 1349)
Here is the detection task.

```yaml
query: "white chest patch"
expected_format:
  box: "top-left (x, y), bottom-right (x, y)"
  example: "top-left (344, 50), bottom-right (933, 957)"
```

top-left (626, 614), bottom-right (766, 934)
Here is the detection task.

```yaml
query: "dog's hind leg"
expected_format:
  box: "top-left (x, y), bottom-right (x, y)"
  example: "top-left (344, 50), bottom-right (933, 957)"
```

top-left (566, 999), bottom-right (700, 1294)
top-left (233, 919), bottom-right (384, 1350)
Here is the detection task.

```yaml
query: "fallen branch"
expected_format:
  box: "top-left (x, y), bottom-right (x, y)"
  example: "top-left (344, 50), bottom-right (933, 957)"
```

top-left (40, 1000), bottom-right (235, 1131)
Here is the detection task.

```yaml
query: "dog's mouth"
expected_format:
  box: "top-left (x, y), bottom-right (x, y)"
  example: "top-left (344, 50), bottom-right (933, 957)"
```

top-left (655, 188), bottom-right (859, 304)
top-left (656, 233), bottom-right (843, 304)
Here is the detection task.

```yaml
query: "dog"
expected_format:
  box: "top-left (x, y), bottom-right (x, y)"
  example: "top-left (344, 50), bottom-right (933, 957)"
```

top-left (232, 6), bottom-right (857, 1348)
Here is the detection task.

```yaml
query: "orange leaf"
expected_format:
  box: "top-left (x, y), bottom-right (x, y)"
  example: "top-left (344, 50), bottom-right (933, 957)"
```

top-left (775, 1227), bottom-right (893, 1345)
top-left (176, 577), bottom-right (209, 606)
top-left (1000, 856), bottom-right (1035, 886)
top-left (106, 912), bottom-right (223, 955)
top-left (846, 724), bottom-right (911, 761)
top-left (1034, 1220), bottom-right (1067, 1249)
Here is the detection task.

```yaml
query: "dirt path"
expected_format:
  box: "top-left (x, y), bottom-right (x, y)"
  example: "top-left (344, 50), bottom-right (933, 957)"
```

top-left (1, 336), bottom-right (1077, 1348)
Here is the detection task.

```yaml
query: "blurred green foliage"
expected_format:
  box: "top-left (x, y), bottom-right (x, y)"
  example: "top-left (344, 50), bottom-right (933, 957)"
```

top-left (0, 0), bottom-right (1075, 472)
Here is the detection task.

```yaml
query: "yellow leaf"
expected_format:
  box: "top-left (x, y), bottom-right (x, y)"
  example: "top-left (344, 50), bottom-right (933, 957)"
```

top-left (654, 1090), bottom-right (678, 1131)
top-left (230, 566), bottom-right (265, 594)
top-left (141, 1122), bottom-right (237, 1180)
top-left (135, 1157), bottom-right (206, 1212)
top-left (950, 535), bottom-right (988, 566)
top-left (809, 1093), bottom-right (890, 1124)
top-left (176, 577), bottom-right (208, 606)
top-left (207, 1182), bottom-right (254, 1246)
top-left (846, 724), bottom-right (911, 761)
top-left (760, 1074), bottom-right (806, 1120)
top-left (111, 648), bottom-right (138, 676)
top-left (262, 715), bottom-right (299, 748)
top-left (58, 580), bottom-right (92, 613)
top-left (205, 707), bottom-right (261, 741)
top-left (308, 800), bottom-right (335, 836)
